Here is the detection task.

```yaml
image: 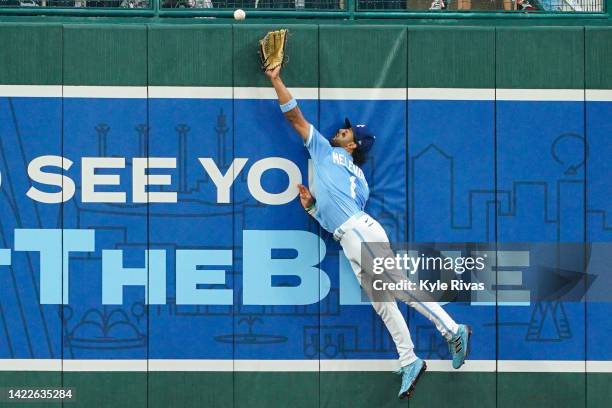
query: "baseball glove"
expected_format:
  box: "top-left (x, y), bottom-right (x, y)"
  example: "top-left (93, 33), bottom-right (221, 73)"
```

top-left (258, 29), bottom-right (288, 71)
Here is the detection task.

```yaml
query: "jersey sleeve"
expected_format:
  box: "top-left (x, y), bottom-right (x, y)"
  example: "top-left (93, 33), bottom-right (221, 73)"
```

top-left (306, 202), bottom-right (325, 226)
top-left (304, 124), bottom-right (332, 163)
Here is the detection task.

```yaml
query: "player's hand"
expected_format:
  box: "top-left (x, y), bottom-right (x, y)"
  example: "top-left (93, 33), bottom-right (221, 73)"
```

top-left (265, 65), bottom-right (281, 81)
top-left (297, 184), bottom-right (314, 209)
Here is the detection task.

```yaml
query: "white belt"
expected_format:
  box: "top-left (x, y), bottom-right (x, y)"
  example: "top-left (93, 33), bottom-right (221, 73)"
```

top-left (333, 211), bottom-right (368, 242)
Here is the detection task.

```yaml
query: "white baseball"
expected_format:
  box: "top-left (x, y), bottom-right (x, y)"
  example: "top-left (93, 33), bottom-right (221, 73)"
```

top-left (233, 9), bottom-right (246, 20)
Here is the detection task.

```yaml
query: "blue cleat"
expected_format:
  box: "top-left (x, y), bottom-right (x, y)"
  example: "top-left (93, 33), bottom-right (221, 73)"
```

top-left (449, 324), bottom-right (472, 369)
top-left (395, 358), bottom-right (427, 399)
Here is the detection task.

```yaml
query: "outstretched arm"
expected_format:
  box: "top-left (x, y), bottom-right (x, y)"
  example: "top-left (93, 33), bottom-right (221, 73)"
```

top-left (265, 66), bottom-right (310, 142)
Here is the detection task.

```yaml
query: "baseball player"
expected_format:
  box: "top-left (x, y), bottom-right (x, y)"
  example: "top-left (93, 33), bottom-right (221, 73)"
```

top-left (265, 65), bottom-right (472, 399)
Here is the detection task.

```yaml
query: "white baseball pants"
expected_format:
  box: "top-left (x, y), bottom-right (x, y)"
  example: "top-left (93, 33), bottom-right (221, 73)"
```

top-left (336, 212), bottom-right (459, 367)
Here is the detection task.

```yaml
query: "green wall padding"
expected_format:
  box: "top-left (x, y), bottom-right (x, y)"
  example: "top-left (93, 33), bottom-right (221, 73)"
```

top-left (496, 27), bottom-right (585, 89)
top-left (63, 25), bottom-right (147, 86)
top-left (320, 25), bottom-right (407, 88)
top-left (148, 25), bottom-right (234, 87)
top-left (586, 27), bottom-right (612, 90)
top-left (408, 27), bottom-right (495, 89)
top-left (0, 24), bottom-right (62, 85)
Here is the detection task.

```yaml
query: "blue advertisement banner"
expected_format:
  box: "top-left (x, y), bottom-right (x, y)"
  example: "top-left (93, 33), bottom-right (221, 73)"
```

top-left (0, 95), bottom-right (609, 364)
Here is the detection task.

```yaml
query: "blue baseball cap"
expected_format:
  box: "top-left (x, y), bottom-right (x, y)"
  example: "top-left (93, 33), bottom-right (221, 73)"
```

top-left (345, 118), bottom-right (376, 153)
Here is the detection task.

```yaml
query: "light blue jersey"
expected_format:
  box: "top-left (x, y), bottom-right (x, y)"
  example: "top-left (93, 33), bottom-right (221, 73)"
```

top-left (305, 124), bottom-right (369, 233)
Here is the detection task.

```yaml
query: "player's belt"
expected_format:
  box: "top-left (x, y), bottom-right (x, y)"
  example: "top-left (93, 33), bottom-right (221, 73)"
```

top-left (333, 211), bottom-right (367, 242)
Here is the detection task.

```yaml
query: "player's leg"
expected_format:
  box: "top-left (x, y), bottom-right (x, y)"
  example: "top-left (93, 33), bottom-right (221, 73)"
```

top-left (339, 221), bottom-right (426, 399)
top-left (404, 300), bottom-right (458, 341)
top-left (356, 215), bottom-right (471, 368)
top-left (357, 217), bottom-right (459, 336)
top-left (342, 243), bottom-right (418, 368)
top-left (401, 300), bottom-right (472, 368)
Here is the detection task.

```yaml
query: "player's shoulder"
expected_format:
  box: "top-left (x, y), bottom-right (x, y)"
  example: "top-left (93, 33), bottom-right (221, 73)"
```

top-left (311, 124), bottom-right (325, 139)
top-left (328, 146), bottom-right (345, 156)
top-left (307, 125), bottom-right (330, 146)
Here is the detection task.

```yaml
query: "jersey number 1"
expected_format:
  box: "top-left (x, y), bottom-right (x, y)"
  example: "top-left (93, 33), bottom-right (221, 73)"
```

top-left (349, 176), bottom-right (357, 199)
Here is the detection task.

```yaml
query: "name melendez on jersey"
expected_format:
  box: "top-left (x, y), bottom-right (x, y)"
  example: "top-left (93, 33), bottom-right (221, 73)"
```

top-left (331, 151), bottom-right (366, 181)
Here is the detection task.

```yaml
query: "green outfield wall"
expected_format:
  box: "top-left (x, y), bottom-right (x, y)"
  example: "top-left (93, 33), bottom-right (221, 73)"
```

top-left (0, 23), bottom-right (611, 408)
top-left (2, 24), bottom-right (611, 88)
